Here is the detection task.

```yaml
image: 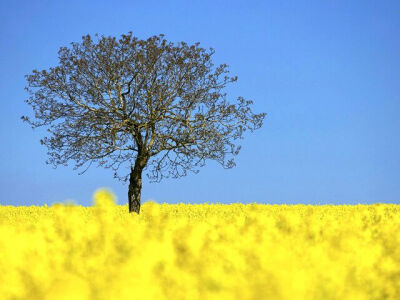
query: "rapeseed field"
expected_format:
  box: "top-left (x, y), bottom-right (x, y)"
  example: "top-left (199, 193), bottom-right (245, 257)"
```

top-left (0, 189), bottom-right (399, 299)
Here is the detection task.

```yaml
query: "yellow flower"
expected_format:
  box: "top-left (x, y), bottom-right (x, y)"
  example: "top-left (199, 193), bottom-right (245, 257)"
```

top-left (93, 188), bottom-right (116, 207)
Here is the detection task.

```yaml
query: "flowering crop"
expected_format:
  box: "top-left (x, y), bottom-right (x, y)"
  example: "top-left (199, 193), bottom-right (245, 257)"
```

top-left (0, 189), bottom-right (399, 299)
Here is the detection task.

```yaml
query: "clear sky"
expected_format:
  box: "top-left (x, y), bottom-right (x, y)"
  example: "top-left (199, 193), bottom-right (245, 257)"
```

top-left (0, 0), bottom-right (399, 206)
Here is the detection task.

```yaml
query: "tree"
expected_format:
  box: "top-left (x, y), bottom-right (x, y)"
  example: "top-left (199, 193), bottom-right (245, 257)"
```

top-left (22, 32), bottom-right (266, 214)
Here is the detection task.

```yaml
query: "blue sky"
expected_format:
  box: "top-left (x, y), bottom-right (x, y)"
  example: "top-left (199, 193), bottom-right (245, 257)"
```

top-left (0, 0), bottom-right (399, 206)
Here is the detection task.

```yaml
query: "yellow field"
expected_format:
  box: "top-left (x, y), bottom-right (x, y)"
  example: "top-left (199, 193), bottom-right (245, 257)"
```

top-left (0, 189), bottom-right (399, 300)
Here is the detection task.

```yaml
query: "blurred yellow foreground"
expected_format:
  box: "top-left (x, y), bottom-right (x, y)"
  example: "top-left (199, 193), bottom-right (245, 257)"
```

top-left (0, 188), bottom-right (399, 299)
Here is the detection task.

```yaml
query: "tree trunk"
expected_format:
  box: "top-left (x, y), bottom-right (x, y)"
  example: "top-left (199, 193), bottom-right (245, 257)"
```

top-left (128, 153), bottom-right (149, 214)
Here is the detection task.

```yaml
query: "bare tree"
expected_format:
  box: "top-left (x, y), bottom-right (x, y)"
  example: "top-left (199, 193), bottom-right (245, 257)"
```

top-left (22, 32), bottom-right (266, 213)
